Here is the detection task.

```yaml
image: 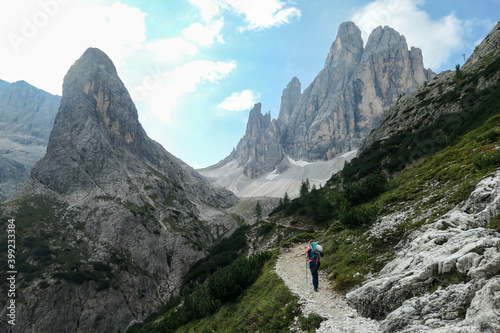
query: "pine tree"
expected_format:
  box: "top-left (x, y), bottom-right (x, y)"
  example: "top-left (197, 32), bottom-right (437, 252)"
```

top-left (300, 179), bottom-right (310, 205)
top-left (283, 192), bottom-right (290, 206)
top-left (254, 201), bottom-right (263, 223)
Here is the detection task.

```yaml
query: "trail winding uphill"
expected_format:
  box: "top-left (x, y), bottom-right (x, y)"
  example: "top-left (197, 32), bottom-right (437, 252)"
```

top-left (275, 243), bottom-right (380, 332)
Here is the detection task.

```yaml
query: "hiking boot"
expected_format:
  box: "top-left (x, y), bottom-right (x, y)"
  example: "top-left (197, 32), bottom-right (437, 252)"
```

top-left (314, 288), bottom-right (318, 292)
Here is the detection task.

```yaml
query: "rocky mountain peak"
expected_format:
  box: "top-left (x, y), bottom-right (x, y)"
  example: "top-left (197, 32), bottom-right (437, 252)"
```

top-left (364, 25), bottom-right (406, 54)
top-left (27, 47), bottom-right (238, 206)
top-left (323, 21), bottom-right (364, 88)
top-left (30, 47), bottom-right (158, 198)
top-left (280, 22), bottom-right (434, 162)
top-left (8, 48), bottom-right (239, 332)
top-left (247, 103), bottom-right (269, 133)
top-left (326, 21), bottom-right (364, 66)
top-left (278, 77), bottom-right (301, 131)
top-left (0, 79), bottom-right (60, 201)
top-left (233, 103), bottom-right (282, 178)
top-left (201, 22), bottom-right (435, 196)
top-left (62, 47), bottom-right (144, 152)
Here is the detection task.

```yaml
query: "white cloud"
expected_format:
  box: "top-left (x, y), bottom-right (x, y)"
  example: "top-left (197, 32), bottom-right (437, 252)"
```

top-left (189, 0), bottom-right (220, 22)
top-left (145, 38), bottom-right (199, 63)
top-left (351, 0), bottom-right (464, 69)
top-left (218, 89), bottom-right (260, 111)
top-left (0, 0), bottom-right (147, 95)
top-left (182, 18), bottom-right (225, 46)
top-left (224, 0), bottom-right (301, 30)
top-left (190, 0), bottom-right (301, 31)
top-left (137, 60), bottom-right (237, 123)
top-left (0, 0), bottom-right (236, 126)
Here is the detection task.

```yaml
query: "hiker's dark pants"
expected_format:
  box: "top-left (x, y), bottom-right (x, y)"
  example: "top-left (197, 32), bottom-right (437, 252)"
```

top-left (309, 261), bottom-right (320, 289)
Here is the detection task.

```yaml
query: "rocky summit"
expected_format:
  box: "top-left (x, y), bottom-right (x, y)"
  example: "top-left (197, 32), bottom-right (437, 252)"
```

top-left (201, 21), bottom-right (435, 197)
top-left (0, 48), bottom-right (238, 332)
top-left (282, 22), bottom-right (434, 161)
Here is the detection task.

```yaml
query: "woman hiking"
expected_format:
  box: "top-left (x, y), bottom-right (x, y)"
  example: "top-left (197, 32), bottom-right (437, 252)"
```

top-left (306, 240), bottom-right (323, 292)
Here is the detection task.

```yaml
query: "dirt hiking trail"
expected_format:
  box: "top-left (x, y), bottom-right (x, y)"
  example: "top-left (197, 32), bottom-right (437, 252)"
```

top-left (275, 242), bottom-right (380, 332)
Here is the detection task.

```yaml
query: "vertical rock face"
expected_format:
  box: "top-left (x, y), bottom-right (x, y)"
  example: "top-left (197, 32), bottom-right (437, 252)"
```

top-left (203, 22), bottom-right (435, 187)
top-left (232, 103), bottom-right (283, 178)
top-left (282, 23), bottom-right (435, 161)
top-left (31, 47), bottom-right (165, 199)
top-left (0, 80), bottom-right (60, 201)
top-left (5, 48), bottom-right (238, 333)
top-left (358, 21), bottom-right (500, 156)
top-left (278, 76), bottom-right (301, 132)
top-left (281, 21), bottom-right (365, 160)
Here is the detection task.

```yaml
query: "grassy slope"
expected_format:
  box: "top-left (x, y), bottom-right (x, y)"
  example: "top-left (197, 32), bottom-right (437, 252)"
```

top-left (124, 50), bottom-right (500, 332)
top-left (176, 255), bottom-right (301, 333)
top-left (319, 113), bottom-right (500, 292)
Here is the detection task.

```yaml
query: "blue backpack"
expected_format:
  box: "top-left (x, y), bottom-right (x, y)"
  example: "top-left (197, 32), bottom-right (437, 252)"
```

top-left (310, 242), bottom-right (322, 260)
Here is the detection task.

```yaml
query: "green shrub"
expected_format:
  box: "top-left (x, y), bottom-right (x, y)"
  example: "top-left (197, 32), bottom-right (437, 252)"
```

top-left (299, 313), bottom-right (325, 332)
top-left (129, 252), bottom-right (272, 333)
top-left (339, 201), bottom-right (378, 228)
top-left (257, 222), bottom-right (275, 237)
top-left (92, 262), bottom-right (112, 272)
top-left (182, 225), bottom-right (249, 286)
top-left (486, 215), bottom-right (500, 232)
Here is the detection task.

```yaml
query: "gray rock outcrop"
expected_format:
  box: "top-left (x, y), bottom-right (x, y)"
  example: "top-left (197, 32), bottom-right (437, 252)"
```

top-left (1, 48), bottom-right (238, 332)
top-left (346, 170), bottom-right (500, 332)
top-left (236, 103), bottom-right (283, 178)
top-left (0, 80), bottom-right (60, 201)
top-left (464, 21), bottom-right (500, 70)
top-left (204, 103), bottom-right (283, 179)
top-left (278, 76), bottom-right (301, 133)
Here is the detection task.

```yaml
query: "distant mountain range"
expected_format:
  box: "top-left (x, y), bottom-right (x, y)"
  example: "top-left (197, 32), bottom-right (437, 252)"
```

top-left (200, 21), bottom-right (435, 197)
top-left (0, 80), bottom-right (60, 201)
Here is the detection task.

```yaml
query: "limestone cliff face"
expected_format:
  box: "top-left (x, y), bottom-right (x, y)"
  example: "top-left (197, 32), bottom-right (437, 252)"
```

top-left (203, 22), bottom-right (435, 187)
top-left (277, 76), bottom-right (301, 133)
top-left (232, 103), bottom-right (283, 178)
top-left (358, 21), bottom-right (500, 155)
top-left (282, 22), bottom-right (435, 161)
top-left (4, 48), bottom-right (238, 333)
top-left (0, 80), bottom-right (60, 201)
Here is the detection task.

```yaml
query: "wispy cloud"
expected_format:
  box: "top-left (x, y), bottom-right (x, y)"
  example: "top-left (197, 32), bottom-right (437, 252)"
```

top-left (224, 0), bottom-right (301, 31)
top-left (0, 0), bottom-right (147, 94)
top-left (189, 0), bottom-right (301, 32)
top-left (351, 0), bottom-right (464, 70)
top-left (218, 89), bottom-right (260, 111)
top-left (189, 0), bottom-right (221, 22)
top-left (182, 18), bottom-right (225, 45)
top-left (145, 38), bottom-right (199, 63)
top-left (140, 60), bottom-right (237, 123)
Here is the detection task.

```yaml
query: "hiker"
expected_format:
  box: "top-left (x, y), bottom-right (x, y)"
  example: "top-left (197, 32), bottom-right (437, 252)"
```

top-left (306, 240), bottom-right (323, 292)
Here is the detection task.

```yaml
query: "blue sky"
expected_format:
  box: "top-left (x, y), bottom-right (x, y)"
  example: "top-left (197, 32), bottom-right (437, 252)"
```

top-left (0, 0), bottom-right (498, 168)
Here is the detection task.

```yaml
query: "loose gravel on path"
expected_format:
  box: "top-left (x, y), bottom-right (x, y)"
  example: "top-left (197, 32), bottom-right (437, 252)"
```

top-left (275, 242), bottom-right (381, 333)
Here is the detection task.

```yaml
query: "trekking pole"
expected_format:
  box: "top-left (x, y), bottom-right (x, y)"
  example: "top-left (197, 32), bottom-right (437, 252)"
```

top-left (306, 258), bottom-right (308, 284)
